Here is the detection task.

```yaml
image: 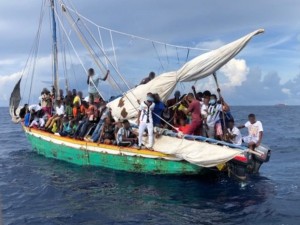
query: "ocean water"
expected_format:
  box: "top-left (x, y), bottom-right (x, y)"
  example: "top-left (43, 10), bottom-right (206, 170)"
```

top-left (0, 106), bottom-right (300, 225)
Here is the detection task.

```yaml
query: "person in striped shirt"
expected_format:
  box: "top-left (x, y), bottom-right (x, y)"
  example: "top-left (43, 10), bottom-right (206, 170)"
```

top-left (205, 92), bottom-right (229, 139)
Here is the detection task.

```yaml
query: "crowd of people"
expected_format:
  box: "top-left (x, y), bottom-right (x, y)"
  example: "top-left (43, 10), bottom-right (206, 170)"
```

top-left (18, 69), bottom-right (264, 151)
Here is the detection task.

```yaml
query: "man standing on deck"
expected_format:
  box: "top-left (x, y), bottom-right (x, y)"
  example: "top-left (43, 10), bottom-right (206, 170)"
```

top-left (238, 114), bottom-right (263, 150)
top-left (87, 68), bottom-right (109, 103)
top-left (181, 93), bottom-right (202, 135)
top-left (137, 93), bottom-right (155, 149)
top-left (205, 92), bottom-right (229, 139)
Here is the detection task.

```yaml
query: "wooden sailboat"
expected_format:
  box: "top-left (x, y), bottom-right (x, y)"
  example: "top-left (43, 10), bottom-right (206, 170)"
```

top-left (9, 0), bottom-right (271, 178)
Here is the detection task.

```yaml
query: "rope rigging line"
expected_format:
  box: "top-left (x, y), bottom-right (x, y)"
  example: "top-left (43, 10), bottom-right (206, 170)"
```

top-left (58, 6), bottom-right (123, 98)
top-left (53, 8), bottom-right (106, 101)
top-left (55, 5), bottom-right (109, 99)
top-left (58, 2), bottom-right (135, 107)
top-left (97, 27), bottom-right (119, 92)
top-left (28, 1), bottom-right (46, 104)
top-left (60, 0), bottom-right (142, 108)
top-left (59, 1), bottom-right (143, 112)
top-left (152, 42), bottom-right (165, 71)
top-left (74, 17), bottom-right (121, 94)
top-left (109, 30), bottom-right (118, 69)
top-left (185, 48), bottom-right (190, 63)
top-left (176, 47), bottom-right (180, 65)
top-left (62, 0), bottom-right (209, 112)
top-left (56, 8), bottom-right (69, 92)
top-left (164, 44), bottom-right (169, 65)
top-left (59, 3), bottom-right (128, 98)
top-left (61, 0), bottom-right (133, 94)
top-left (64, 32), bottom-right (79, 88)
top-left (63, 4), bottom-right (211, 52)
top-left (97, 27), bottom-right (109, 69)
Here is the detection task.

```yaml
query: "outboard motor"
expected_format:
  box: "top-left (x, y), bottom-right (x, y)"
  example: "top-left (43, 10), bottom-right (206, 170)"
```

top-left (228, 144), bottom-right (271, 180)
top-left (228, 153), bottom-right (249, 180)
top-left (250, 144), bottom-right (271, 173)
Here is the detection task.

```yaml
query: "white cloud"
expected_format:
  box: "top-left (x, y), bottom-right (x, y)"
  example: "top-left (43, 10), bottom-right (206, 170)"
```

top-left (220, 58), bottom-right (249, 87)
top-left (281, 88), bottom-right (291, 95)
top-left (0, 59), bottom-right (16, 66)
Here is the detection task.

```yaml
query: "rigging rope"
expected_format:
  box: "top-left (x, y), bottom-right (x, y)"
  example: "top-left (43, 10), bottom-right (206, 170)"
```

top-left (59, 1), bottom-right (142, 109)
top-left (61, 1), bottom-right (133, 94)
top-left (59, 1), bottom-right (143, 113)
top-left (56, 8), bottom-right (69, 92)
top-left (97, 27), bottom-right (109, 69)
top-left (63, 4), bottom-right (210, 52)
top-left (28, 1), bottom-right (46, 104)
top-left (54, 8), bottom-right (105, 100)
top-left (152, 42), bottom-right (165, 71)
top-left (185, 48), bottom-right (190, 63)
top-left (109, 30), bottom-right (118, 69)
top-left (176, 47), bottom-right (180, 65)
top-left (164, 44), bottom-right (169, 65)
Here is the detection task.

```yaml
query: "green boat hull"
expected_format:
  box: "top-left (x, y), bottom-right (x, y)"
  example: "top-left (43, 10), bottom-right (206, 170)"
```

top-left (25, 131), bottom-right (204, 175)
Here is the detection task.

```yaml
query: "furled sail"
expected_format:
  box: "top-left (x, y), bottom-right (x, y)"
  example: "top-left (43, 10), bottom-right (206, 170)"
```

top-left (9, 77), bottom-right (22, 121)
top-left (152, 135), bottom-right (241, 167)
top-left (108, 29), bottom-right (264, 120)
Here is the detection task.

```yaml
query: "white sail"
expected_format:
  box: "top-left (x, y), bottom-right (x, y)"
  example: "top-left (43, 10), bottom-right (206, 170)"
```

top-left (9, 77), bottom-right (22, 123)
top-left (108, 29), bottom-right (264, 120)
top-left (152, 136), bottom-right (241, 168)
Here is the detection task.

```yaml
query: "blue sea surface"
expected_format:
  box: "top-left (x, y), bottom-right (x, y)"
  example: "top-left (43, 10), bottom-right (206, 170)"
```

top-left (0, 106), bottom-right (300, 225)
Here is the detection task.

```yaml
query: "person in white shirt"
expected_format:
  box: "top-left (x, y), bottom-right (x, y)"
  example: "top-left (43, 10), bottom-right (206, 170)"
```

top-left (87, 68), bottom-right (109, 103)
top-left (238, 114), bottom-right (263, 150)
top-left (137, 93), bottom-right (155, 149)
top-left (45, 98), bottom-right (65, 131)
top-left (226, 119), bottom-right (242, 145)
top-left (201, 94), bottom-right (210, 136)
top-left (117, 120), bottom-right (138, 147)
top-left (28, 104), bottom-right (45, 128)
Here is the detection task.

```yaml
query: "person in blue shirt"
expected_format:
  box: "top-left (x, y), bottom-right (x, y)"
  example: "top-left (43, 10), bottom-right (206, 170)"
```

top-left (24, 109), bottom-right (31, 127)
top-left (152, 93), bottom-right (166, 127)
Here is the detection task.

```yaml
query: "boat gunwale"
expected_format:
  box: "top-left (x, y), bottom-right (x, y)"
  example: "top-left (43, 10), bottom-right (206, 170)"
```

top-left (23, 126), bottom-right (181, 160)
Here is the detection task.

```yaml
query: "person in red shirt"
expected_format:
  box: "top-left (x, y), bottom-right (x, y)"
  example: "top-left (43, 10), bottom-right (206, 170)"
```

top-left (181, 93), bottom-right (202, 135)
top-left (174, 118), bottom-right (191, 134)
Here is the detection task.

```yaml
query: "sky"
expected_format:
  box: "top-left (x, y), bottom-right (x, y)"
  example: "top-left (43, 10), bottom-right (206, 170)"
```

top-left (0, 0), bottom-right (300, 106)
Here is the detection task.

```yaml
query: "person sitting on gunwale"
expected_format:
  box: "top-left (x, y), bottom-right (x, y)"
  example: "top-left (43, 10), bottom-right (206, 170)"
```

top-left (225, 119), bottom-right (242, 145)
top-left (238, 114), bottom-right (263, 150)
top-left (19, 104), bottom-right (29, 120)
top-left (98, 117), bottom-right (115, 144)
top-left (44, 97), bottom-right (65, 131)
top-left (28, 104), bottom-right (45, 128)
top-left (117, 119), bottom-right (138, 147)
top-left (76, 98), bottom-right (98, 140)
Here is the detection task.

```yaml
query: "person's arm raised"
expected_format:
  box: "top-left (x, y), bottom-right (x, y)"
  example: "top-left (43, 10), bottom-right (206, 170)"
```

top-left (101, 70), bottom-right (110, 81)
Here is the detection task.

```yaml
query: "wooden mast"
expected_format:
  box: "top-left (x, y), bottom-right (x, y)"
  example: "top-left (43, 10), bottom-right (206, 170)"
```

top-left (50, 0), bottom-right (59, 98)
